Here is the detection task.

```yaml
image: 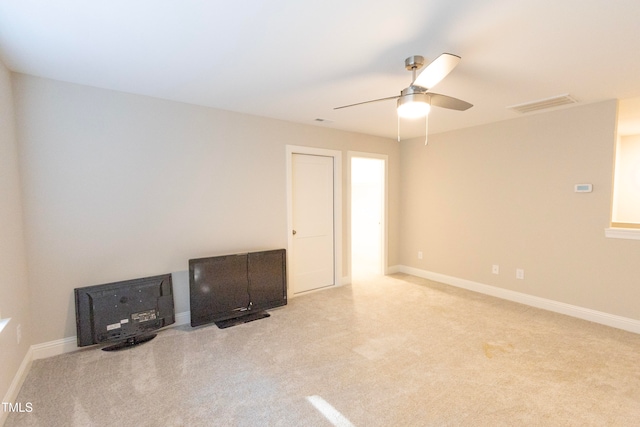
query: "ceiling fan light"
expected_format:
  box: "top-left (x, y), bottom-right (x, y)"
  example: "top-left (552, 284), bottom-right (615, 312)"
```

top-left (397, 94), bottom-right (431, 119)
top-left (397, 101), bottom-right (430, 118)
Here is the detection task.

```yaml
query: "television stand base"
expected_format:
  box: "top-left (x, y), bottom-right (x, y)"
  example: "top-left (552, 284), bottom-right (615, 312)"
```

top-left (214, 311), bottom-right (270, 329)
top-left (101, 333), bottom-right (157, 351)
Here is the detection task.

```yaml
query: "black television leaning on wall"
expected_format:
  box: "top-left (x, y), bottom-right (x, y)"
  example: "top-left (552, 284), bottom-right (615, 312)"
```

top-left (189, 249), bottom-right (287, 329)
top-left (74, 273), bottom-right (175, 351)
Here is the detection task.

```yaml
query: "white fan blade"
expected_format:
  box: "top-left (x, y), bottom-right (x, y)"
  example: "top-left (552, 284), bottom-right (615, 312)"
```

top-left (412, 53), bottom-right (461, 89)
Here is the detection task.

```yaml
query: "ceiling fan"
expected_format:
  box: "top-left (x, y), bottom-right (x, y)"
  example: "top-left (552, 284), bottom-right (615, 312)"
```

top-left (334, 53), bottom-right (473, 142)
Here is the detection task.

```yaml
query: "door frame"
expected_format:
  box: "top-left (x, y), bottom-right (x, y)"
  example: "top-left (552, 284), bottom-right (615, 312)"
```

top-left (286, 145), bottom-right (342, 298)
top-left (347, 151), bottom-right (388, 282)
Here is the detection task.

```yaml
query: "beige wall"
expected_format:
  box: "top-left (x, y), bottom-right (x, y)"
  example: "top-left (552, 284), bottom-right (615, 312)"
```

top-left (12, 74), bottom-right (400, 344)
top-left (0, 64), bottom-right (31, 405)
top-left (400, 100), bottom-right (640, 320)
top-left (8, 71), bottom-right (640, 365)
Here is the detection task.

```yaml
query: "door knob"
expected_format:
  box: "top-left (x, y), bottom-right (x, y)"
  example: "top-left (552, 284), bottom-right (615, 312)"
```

top-left (292, 230), bottom-right (297, 235)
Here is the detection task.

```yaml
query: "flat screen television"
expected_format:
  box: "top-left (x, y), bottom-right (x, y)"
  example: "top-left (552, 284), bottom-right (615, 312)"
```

top-left (189, 249), bottom-right (287, 328)
top-left (74, 273), bottom-right (175, 351)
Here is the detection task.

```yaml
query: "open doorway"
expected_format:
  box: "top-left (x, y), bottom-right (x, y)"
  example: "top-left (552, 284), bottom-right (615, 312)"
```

top-left (350, 154), bottom-right (386, 279)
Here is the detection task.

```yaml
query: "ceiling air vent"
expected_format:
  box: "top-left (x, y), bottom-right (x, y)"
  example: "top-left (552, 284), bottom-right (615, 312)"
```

top-left (507, 94), bottom-right (578, 113)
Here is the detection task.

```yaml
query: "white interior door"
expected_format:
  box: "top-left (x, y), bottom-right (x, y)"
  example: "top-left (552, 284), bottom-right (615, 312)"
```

top-left (291, 153), bottom-right (335, 293)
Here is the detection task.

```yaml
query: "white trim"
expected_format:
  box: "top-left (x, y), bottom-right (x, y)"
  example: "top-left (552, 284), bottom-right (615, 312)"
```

top-left (386, 265), bottom-right (401, 275)
top-left (605, 227), bottom-right (640, 240)
top-left (32, 336), bottom-right (78, 360)
top-left (31, 311), bottom-right (191, 360)
top-left (173, 310), bottom-right (191, 327)
top-left (393, 265), bottom-right (640, 334)
top-left (1, 346), bottom-right (33, 426)
top-left (286, 145), bottom-right (343, 298)
top-left (1, 311), bottom-right (191, 421)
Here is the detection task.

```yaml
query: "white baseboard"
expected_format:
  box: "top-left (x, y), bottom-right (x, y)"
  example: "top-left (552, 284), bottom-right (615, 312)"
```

top-left (393, 265), bottom-right (640, 334)
top-left (31, 336), bottom-right (78, 360)
top-left (1, 346), bottom-right (33, 426)
top-left (2, 310), bottom-right (193, 419)
top-left (174, 311), bottom-right (191, 328)
top-left (386, 265), bottom-right (401, 275)
top-left (30, 311), bottom-right (192, 361)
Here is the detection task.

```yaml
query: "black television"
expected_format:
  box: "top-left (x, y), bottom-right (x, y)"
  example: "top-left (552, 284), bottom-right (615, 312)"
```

top-left (189, 249), bottom-right (287, 329)
top-left (74, 273), bottom-right (175, 351)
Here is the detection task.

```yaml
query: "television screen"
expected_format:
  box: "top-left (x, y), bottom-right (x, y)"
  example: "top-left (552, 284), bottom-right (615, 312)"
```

top-left (189, 249), bottom-right (287, 328)
top-left (75, 273), bottom-right (175, 350)
top-left (248, 250), bottom-right (288, 311)
top-left (189, 254), bottom-right (251, 326)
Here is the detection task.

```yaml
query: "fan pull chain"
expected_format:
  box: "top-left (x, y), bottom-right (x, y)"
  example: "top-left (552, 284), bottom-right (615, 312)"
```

top-left (397, 113), bottom-right (429, 144)
top-left (425, 113), bottom-right (429, 145)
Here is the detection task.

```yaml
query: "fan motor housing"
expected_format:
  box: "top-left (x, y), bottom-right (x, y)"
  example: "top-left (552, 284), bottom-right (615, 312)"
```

top-left (404, 55), bottom-right (425, 71)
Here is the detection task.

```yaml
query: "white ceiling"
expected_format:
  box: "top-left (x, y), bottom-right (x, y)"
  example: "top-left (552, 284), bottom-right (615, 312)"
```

top-left (1, 0), bottom-right (640, 139)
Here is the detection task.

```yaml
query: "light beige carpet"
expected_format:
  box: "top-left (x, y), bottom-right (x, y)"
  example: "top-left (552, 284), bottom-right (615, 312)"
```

top-left (6, 273), bottom-right (640, 426)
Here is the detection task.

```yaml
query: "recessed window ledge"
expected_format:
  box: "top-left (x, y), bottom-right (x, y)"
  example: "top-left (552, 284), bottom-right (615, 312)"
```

top-left (605, 227), bottom-right (640, 240)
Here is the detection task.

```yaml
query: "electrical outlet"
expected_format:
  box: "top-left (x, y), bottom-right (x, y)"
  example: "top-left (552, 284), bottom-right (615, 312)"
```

top-left (516, 269), bottom-right (525, 280)
top-left (418, 251), bottom-right (423, 260)
top-left (17, 324), bottom-right (22, 344)
top-left (492, 265), bottom-right (500, 274)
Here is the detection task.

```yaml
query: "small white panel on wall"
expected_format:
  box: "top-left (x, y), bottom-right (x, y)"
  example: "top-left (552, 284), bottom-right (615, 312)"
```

top-left (574, 184), bottom-right (593, 193)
